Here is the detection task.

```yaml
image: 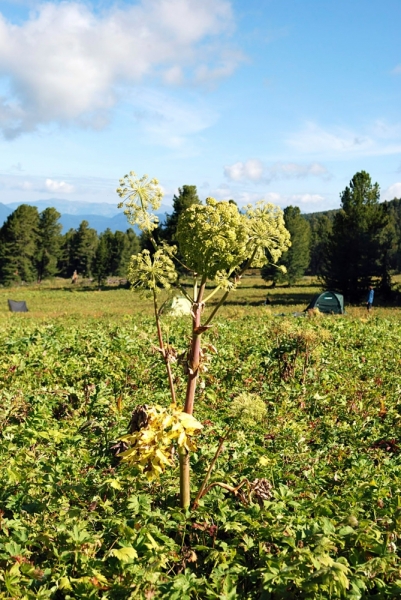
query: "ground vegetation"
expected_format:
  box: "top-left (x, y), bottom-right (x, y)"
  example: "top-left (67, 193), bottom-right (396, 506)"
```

top-left (0, 292), bottom-right (401, 597)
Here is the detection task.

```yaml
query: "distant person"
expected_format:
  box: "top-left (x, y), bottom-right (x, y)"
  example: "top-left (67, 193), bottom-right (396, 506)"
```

top-left (71, 270), bottom-right (78, 284)
top-left (367, 286), bottom-right (374, 311)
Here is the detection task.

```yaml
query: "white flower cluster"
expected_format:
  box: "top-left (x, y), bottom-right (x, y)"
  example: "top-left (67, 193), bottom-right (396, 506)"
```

top-left (117, 171), bottom-right (163, 232)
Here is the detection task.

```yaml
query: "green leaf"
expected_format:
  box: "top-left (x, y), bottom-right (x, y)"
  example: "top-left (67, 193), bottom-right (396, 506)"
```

top-left (111, 546), bottom-right (138, 562)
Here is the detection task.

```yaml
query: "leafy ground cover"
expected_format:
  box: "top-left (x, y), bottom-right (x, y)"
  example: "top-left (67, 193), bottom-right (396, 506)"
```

top-left (0, 286), bottom-right (401, 598)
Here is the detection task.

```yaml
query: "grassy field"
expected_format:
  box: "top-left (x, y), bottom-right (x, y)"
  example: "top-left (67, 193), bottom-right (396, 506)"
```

top-left (1, 275), bottom-right (400, 320)
top-left (1, 278), bottom-right (401, 598)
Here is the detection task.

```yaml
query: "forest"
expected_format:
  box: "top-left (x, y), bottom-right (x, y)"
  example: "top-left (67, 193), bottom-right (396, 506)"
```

top-left (1, 171), bottom-right (401, 303)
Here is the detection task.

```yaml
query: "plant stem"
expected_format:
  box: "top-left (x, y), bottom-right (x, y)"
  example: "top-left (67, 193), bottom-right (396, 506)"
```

top-left (179, 451), bottom-right (191, 509)
top-left (192, 426), bottom-right (232, 509)
top-left (179, 278), bottom-right (206, 509)
top-left (203, 290), bottom-right (230, 326)
top-left (183, 279), bottom-right (206, 415)
top-left (153, 289), bottom-right (176, 404)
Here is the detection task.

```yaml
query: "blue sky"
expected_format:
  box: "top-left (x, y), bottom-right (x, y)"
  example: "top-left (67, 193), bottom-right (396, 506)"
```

top-left (0, 0), bottom-right (400, 212)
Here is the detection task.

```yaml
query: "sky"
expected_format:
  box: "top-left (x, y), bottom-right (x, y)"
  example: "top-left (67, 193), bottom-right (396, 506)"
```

top-left (0, 0), bottom-right (400, 213)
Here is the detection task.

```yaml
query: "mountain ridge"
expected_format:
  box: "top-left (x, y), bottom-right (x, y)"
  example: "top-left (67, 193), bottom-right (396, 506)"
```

top-left (0, 199), bottom-right (170, 233)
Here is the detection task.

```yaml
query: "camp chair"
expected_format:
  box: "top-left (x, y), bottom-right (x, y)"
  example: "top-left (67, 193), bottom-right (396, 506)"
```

top-left (8, 300), bottom-right (28, 313)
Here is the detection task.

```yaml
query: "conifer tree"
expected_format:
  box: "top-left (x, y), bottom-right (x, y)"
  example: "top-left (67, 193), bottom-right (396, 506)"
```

top-left (70, 220), bottom-right (99, 278)
top-left (0, 205), bottom-right (39, 285)
top-left (58, 228), bottom-right (76, 278)
top-left (92, 232), bottom-right (109, 288)
top-left (113, 229), bottom-right (140, 277)
top-left (36, 207), bottom-right (62, 282)
top-left (261, 206), bottom-right (310, 286)
top-left (321, 171), bottom-right (391, 301)
top-left (161, 185), bottom-right (201, 247)
top-left (308, 213), bottom-right (333, 277)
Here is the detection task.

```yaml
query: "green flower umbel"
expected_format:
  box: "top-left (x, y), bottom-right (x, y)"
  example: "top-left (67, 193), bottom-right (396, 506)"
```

top-left (128, 249), bottom-right (177, 295)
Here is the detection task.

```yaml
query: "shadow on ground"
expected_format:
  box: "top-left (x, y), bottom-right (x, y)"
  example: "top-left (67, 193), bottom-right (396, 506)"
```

top-left (213, 291), bottom-right (315, 307)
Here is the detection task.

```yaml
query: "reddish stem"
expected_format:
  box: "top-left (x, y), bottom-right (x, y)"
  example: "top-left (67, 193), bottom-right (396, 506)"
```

top-left (183, 282), bottom-right (205, 415)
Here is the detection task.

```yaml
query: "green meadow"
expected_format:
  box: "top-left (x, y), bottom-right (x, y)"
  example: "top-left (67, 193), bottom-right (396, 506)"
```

top-left (1, 279), bottom-right (401, 598)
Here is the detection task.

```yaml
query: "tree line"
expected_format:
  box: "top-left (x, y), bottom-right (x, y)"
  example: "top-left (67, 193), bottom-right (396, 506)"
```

top-left (1, 171), bottom-right (401, 301)
top-left (261, 171), bottom-right (401, 301)
top-left (0, 205), bottom-right (140, 286)
top-left (148, 175), bottom-right (401, 302)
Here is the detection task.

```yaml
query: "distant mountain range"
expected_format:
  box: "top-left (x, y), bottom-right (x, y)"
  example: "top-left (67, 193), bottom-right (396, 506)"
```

top-left (0, 199), bottom-right (170, 233)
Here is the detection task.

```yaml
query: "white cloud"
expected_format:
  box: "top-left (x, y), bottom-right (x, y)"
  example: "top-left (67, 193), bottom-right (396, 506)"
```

top-left (383, 182), bottom-right (401, 200)
top-left (0, 0), bottom-right (239, 137)
top-left (17, 180), bottom-right (33, 191)
top-left (213, 184), bottom-right (232, 199)
top-left (236, 191), bottom-right (284, 206)
top-left (288, 121), bottom-right (401, 158)
top-left (4, 176), bottom-right (75, 194)
top-left (44, 179), bottom-right (75, 194)
top-left (392, 65), bottom-right (401, 74)
top-left (288, 122), bottom-right (373, 155)
top-left (224, 159), bottom-right (264, 182)
top-left (224, 159), bottom-right (329, 182)
top-left (269, 162), bottom-right (329, 179)
top-left (163, 66), bottom-right (184, 86)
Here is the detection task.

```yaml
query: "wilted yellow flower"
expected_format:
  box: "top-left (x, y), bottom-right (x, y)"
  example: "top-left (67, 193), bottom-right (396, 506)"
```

top-left (119, 404), bottom-right (203, 480)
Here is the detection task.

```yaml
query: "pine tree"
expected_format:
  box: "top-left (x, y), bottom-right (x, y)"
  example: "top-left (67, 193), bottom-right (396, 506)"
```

top-left (36, 207), bottom-right (62, 282)
top-left (308, 214), bottom-right (333, 276)
top-left (321, 171), bottom-right (391, 301)
top-left (72, 221), bottom-right (99, 278)
top-left (113, 229), bottom-right (140, 277)
top-left (162, 185), bottom-right (201, 246)
top-left (0, 205), bottom-right (39, 285)
top-left (92, 233), bottom-right (109, 288)
top-left (261, 206), bottom-right (310, 286)
top-left (58, 229), bottom-right (76, 278)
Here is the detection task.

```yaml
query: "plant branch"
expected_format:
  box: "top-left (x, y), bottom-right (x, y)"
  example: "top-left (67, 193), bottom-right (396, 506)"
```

top-left (153, 289), bottom-right (176, 404)
top-left (203, 290), bottom-right (230, 326)
top-left (192, 425), bottom-right (233, 509)
top-left (203, 253), bottom-right (257, 326)
top-left (196, 276), bottom-right (207, 303)
top-left (176, 283), bottom-right (193, 303)
top-left (194, 479), bottom-right (251, 507)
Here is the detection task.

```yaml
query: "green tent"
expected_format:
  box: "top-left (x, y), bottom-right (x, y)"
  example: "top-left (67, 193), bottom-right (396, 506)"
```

top-left (306, 291), bottom-right (344, 314)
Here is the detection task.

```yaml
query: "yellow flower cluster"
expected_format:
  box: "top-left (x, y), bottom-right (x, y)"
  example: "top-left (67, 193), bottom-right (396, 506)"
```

top-left (119, 405), bottom-right (203, 480)
top-left (117, 171), bottom-right (163, 232)
top-left (117, 171), bottom-right (291, 293)
top-left (176, 198), bottom-right (249, 279)
top-left (229, 392), bottom-right (267, 428)
top-left (244, 201), bottom-right (291, 267)
top-left (176, 198), bottom-right (291, 279)
top-left (128, 249), bottom-right (177, 295)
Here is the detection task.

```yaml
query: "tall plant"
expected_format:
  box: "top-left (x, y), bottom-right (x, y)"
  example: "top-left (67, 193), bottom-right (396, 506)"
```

top-left (117, 171), bottom-right (291, 508)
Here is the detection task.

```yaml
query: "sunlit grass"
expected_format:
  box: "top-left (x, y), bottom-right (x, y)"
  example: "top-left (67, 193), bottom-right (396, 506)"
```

top-left (0, 274), bottom-right (400, 320)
